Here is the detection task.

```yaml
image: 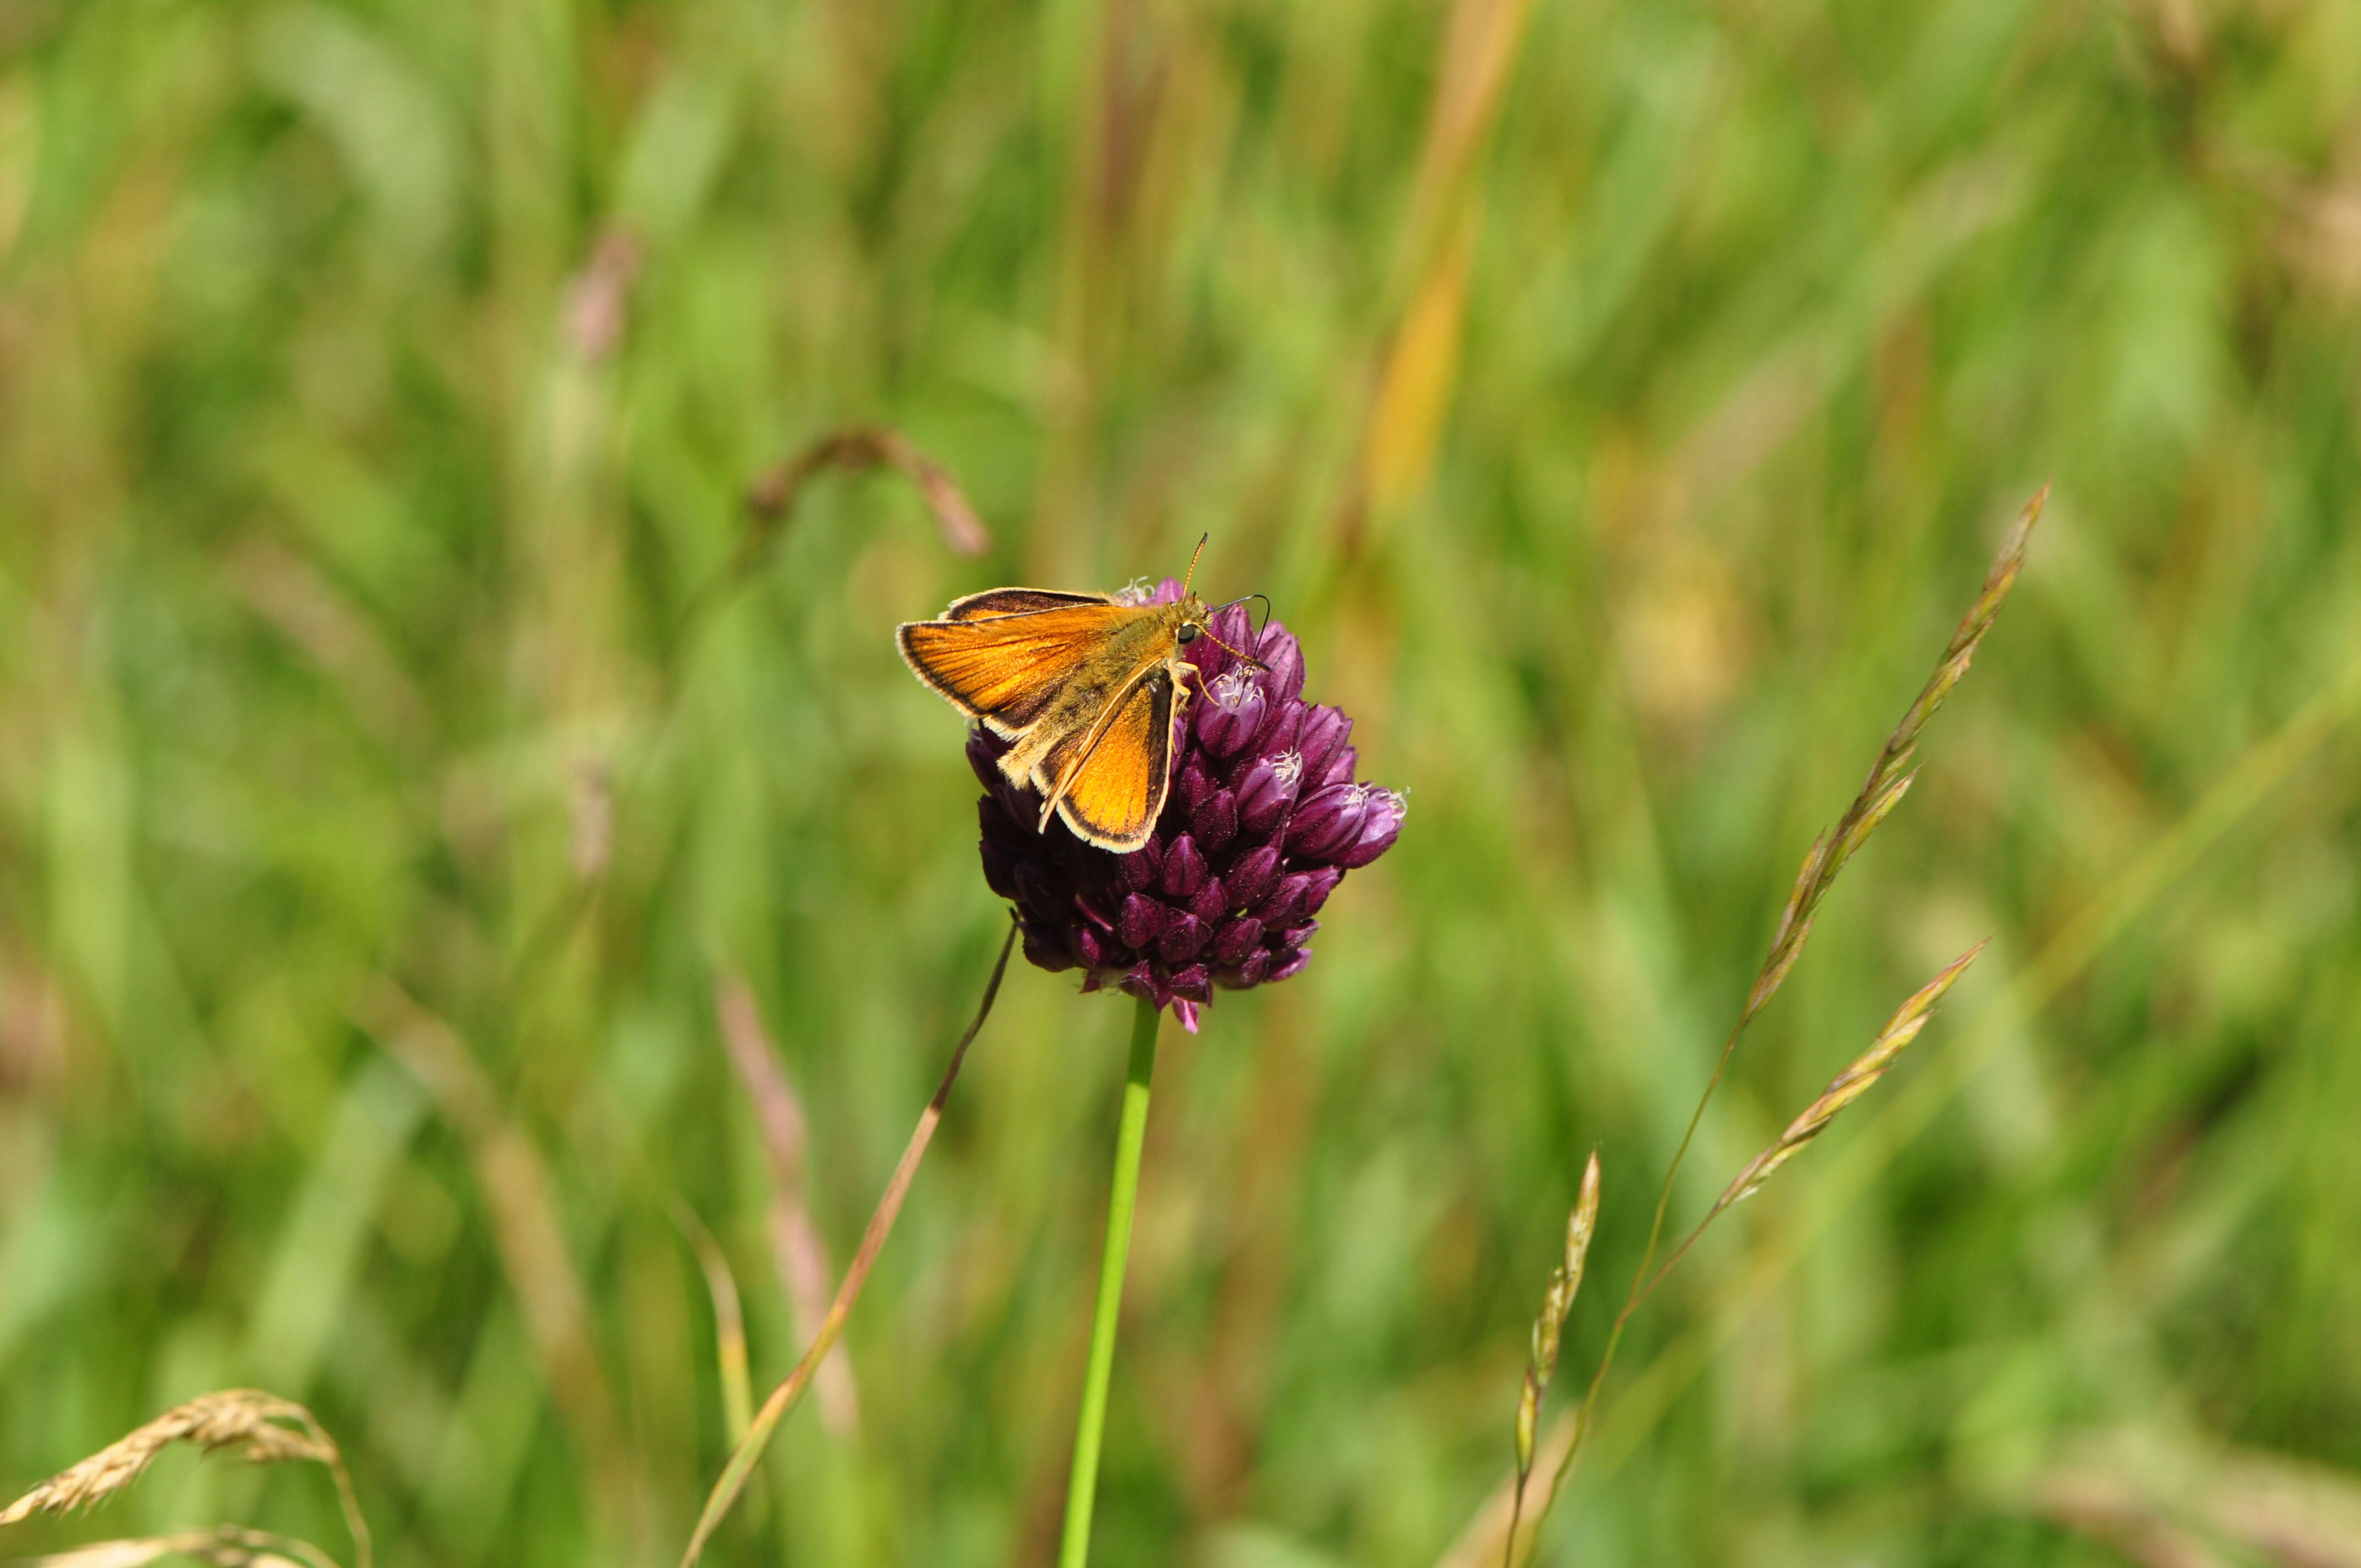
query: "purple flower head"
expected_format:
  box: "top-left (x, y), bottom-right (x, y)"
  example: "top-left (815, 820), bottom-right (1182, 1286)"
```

top-left (970, 579), bottom-right (1404, 1032)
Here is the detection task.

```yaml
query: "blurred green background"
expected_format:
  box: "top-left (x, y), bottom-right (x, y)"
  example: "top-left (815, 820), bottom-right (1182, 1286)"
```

top-left (6, 0), bottom-right (2361, 1564)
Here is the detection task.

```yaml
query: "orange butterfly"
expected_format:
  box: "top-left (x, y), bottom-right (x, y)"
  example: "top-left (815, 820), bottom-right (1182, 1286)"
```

top-left (898, 543), bottom-right (1260, 853)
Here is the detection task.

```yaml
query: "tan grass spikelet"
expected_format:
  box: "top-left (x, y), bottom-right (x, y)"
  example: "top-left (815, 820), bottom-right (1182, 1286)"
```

top-left (1470, 492), bottom-right (2046, 1568)
top-left (0, 1393), bottom-right (326, 1524)
top-left (1504, 1152), bottom-right (1600, 1568)
top-left (1717, 941), bottom-right (1987, 1221)
top-left (1745, 484), bottom-right (2044, 1025)
top-left (0, 1390), bottom-right (369, 1568)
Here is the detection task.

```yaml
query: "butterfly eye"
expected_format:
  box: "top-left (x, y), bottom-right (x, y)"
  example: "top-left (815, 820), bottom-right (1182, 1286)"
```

top-left (1176, 623), bottom-right (1200, 644)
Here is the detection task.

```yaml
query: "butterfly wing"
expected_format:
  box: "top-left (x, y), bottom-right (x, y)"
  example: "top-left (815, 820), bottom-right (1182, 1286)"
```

top-left (1035, 662), bottom-right (1177, 852)
top-left (897, 602), bottom-right (1131, 735)
top-left (943, 588), bottom-right (1113, 622)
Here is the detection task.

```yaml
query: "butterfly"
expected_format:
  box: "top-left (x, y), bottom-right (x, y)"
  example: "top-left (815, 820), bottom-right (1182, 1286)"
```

top-left (897, 542), bottom-right (1261, 853)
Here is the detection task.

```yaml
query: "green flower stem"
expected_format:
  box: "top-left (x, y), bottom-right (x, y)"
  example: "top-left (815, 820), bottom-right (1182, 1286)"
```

top-left (1058, 994), bottom-right (1163, 1568)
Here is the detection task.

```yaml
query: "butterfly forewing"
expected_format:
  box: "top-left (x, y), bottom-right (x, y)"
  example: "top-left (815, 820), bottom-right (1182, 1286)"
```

top-left (1038, 666), bottom-right (1176, 851)
top-left (896, 603), bottom-right (1131, 733)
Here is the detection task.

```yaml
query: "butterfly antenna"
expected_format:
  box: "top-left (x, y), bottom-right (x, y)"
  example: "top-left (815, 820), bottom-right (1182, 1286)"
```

top-left (1216, 593), bottom-right (1273, 641)
top-left (1182, 532), bottom-right (1209, 597)
top-left (1201, 624), bottom-right (1266, 672)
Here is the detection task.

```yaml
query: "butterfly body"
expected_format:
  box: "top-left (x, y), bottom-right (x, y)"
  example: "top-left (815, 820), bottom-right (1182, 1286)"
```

top-left (898, 584), bottom-right (1225, 853)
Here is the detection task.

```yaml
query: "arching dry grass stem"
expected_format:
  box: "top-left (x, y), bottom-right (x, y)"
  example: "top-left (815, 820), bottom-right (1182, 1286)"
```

top-left (0, 1391), bottom-right (369, 1568)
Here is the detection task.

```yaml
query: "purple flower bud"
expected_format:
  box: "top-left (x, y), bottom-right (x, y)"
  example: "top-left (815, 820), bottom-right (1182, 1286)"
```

top-left (980, 835), bottom-right (1024, 900)
top-left (1225, 845), bottom-right (1281, 909)
top-left (1118, 894), bottom-right (1163, 951)
top-left (1266, 948), bottom-right (1312, 984)
top-left (1212, 917), bottom-right (1263, 965)
top-left (1229, 949), bottom-right (1272, 987)
top-left (1335, 788), bottom-right (1406, 869)
top-left (1318, 744), bottom-right (1358, 788)
top-left (1014, 861), bottom-right (1066, 916)
top-left (1073, 923), bottom-right (1111, 968)
top-left (1194, 668), bottom-right (1266, 758)
top-left (1209, 601), bottom-right (1256, 652)
top-left (1297, 706), bottom-right (1352, 790)
top-left (1294, 866), bottom-right (1343, 917)
top-left (1258, 704), bottom-right (1303, 760)
top-left (1175, 760), bottom-right (1215, 815)
top-left (1187, 879), bottom-right (1228, 928)
top-left (1255, 872), bottom-right (1315, 926)
top-left (1287, 781), bottom-right (1370, 861)
top-left (1022, 923), bottom-right (1074, 972)
top-left (1167, 964), bottom-right (1212, 1003)
top-left (1120, 839), bottom-right (1161, 890)
top-left (1160, 834), bottom-right (1207, 899)
top-left (1256, 622), bottom-right (1305, 706)
top-left (1190, 788), bottom-right (1238, 851)
top-left (1158, 912), bottom-right (1208, 964)
top-left (967, 729), bottom-right (1003, 791)
top-left (1235, 750), bottom-right (1303, 836)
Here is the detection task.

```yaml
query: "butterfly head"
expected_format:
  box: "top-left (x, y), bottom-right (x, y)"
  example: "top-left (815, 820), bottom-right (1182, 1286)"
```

top-left (1168, 536), bottom-right (1265, 669)
top-left (1167, 594), bottom-right (1265, 672)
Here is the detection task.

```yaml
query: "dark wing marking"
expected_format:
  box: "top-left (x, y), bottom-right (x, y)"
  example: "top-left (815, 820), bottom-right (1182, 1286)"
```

top-left (944, 588), bottom-right (1114, 622)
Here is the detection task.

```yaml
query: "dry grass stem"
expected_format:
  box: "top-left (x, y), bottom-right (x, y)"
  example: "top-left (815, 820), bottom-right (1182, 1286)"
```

top-left (1639, 941), bottom-right (1987, 1307)
top-left (1502, 1151), bottom-right (1600, 1568)
top-left (0, 1393), bottom-right (327, 1524)
top-left (1433, 1412), bottom-right (1579, 1568)
top-left (1476, 490), bottom-right (2045, 1565)
top-left (2027, 1427), bottom-right (2361, 1568)
top-left (1632, 486), bottom-right (2046, 1292)
top-left (663, 425), bottom-right (991, 672)
top-left (2036, 1475), bottom-right (2237, 1568)
top-left (0, 1392), bottom-right (368, 1568)
top-left (678, 920), bottom-right (1019, 1568)
top-left (1713, 942), bottom-right (1985, 1213)
top-left (715, 977), bottom-right (862, 1437)
top-left (742, 427), bottom-right (991, 559)
top-left (1749, 483), bottom-right (2045, 1026)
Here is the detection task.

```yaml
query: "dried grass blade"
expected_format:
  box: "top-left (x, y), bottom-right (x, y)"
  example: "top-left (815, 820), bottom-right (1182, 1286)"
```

top-left (714, 977), bottom-right (861, 1437)
top-left (677, 921), bottom-right (1018, 1568)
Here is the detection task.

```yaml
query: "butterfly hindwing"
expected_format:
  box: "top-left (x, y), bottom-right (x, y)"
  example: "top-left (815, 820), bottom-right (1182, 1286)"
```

top-left (1036, 663), bottom-right (1177, 852)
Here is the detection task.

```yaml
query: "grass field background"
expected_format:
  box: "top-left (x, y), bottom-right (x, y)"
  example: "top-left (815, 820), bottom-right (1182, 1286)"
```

top-left (6, 0), bottom-right (2361, 1564)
